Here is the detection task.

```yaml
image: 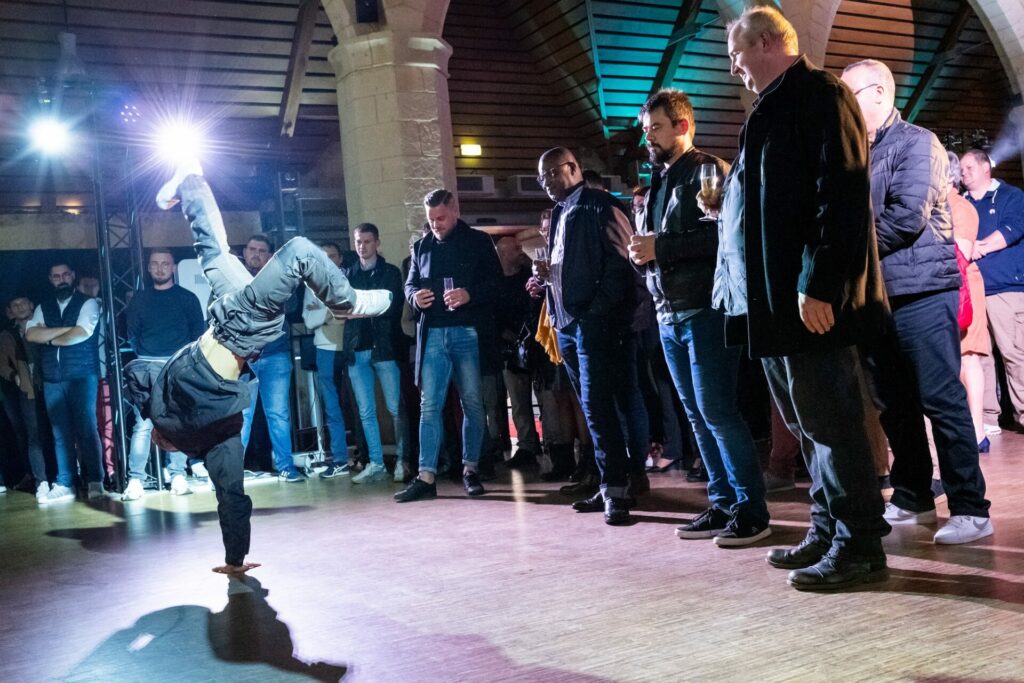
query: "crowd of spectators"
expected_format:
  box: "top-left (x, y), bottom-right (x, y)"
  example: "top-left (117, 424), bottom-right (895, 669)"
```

top-left (2, 5), bottom-right (1022, 591)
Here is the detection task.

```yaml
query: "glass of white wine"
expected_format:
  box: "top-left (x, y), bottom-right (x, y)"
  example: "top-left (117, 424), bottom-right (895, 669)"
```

top-left (698, 163), bottom-right (723, 222)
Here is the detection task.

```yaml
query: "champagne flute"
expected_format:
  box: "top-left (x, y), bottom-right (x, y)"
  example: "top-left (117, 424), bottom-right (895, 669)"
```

top-left (698, 163), bottom-right (723, 222)
top-left (444, 277), bottom-right (455, 311)
top-left (533, 246), bottom-right (549, 284)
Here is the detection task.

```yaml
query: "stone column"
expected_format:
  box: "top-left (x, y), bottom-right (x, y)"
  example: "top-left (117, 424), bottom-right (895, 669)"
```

top-left (322, 0), bottom-right (455, 262)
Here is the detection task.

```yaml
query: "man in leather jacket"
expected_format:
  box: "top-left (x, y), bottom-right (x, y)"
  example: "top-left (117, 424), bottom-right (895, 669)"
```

top-left (631, 88), bottom-right (769, 547)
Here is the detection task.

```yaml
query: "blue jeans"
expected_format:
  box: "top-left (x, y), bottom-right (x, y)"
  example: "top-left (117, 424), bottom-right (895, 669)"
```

top-left (241, 350), bottom-right (296, 474)
top-left (315, 347), bottom-right (349, 462)
top-left (861, 289), bottom-right (990, 517)
top-left (43, 376), bottom-right (104, 487)
top-left (417, 326), bottom-right (485, 473)
top-left (128, 409), bottom-right (186, 481)
top-left (763, 346), bottom-right (890, 557)
top-left (659, 308), bottom-right (768, 525)
top-left (556, 318), bottom-right (631, 498)
top-left (348, 350), bottom-right (406, 466)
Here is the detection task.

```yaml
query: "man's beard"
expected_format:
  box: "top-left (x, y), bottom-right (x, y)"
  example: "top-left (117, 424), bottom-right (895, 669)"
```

top-left (151, 275), bottom-right (173, 287)
top-left (648, 141), bottom-right (679, 166)
top-left (55, 283), bottom-right (73, 301)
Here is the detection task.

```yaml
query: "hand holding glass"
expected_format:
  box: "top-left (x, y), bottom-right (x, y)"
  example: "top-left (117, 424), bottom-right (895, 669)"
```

top-left (444, 277), bottom-right (456, 311)
top-left (698, 163), bottom-right (723, 222)
top-left (533, 247), bottom-right (550, 284)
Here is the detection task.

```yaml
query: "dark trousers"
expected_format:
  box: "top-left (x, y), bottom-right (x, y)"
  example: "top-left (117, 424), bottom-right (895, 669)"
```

top-left (556, 318), bottom-right (632, 498)
top-left (763, 346), bottom-right (889, 556)
top-left (204, 435), bottom-right (252, 566)
top-left (861, 289), bottom-right (990, 517)
top-left (1, 382), bottom-right (47, 484)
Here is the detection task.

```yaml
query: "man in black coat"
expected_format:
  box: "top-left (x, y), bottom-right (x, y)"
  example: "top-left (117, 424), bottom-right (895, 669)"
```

top-left (397, 189), bottom-right (502, 502)
top-left (842, 59), bottom-right (992, 545)
top-left (717, 6), bottom-right (891, 590)
top-left (534, 147), bottom-right (637, 525)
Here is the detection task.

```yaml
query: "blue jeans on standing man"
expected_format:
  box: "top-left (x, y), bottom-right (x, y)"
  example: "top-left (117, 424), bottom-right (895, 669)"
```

top-left (417, 326), bottom-right (485, 474)
top-left (315, 347), bottom-right (349, 463)
top-left (241, 348), bottom-right (297, 475)
top-left (348, 350), bottom-right (406, 467)
top-left (556, 317), bottom-right (632, 499)
top-left (659, 307), bottom-right (768, 526)
top-left (43, 375), bottom-right (104, 487)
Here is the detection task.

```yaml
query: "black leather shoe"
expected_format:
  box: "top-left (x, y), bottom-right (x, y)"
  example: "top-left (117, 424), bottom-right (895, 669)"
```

top-left (560, 473), bottom-right (599, 496)
top-left (686, 461), bottom-right (709, 482)
top-left (604, 497), bottom-right (631, 525)
top-left (463, 471), bottom-right (486, 496)
top-left (766, 534), bottom-right (831, 569)
top-left (787, 548), bottom-right (888, 591)
top-left (572, 492), bottom-right (604, 512)
top-left (394, 478), bottom-right (437, 503)
top-left (505, 448), bottom-right (538, 470)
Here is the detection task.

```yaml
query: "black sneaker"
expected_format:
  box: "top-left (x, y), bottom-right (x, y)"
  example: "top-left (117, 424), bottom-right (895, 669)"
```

top-left (675, 507), bottom-right (730, 539)
top-left (463, 471), bottom-right (486, 497)
top-left (320, 463), bottom-right (351, 479)
top-left (394, 477), bottom-right (437, 503)
top-left (714, 516), bottom-right (772, 547)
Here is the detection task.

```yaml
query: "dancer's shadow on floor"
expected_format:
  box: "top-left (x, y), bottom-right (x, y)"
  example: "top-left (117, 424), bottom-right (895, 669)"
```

top-left (47, 502), bottom-right (313, 554)
top-left (65, 575), bottom-right (348, 682)
top-left (879, 568), bottom-right (1024, 612)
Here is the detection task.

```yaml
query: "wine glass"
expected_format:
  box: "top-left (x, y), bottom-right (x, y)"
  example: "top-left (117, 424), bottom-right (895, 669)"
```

top-left (443, 277), bottom-right (455, 311)
top-left (698, 163), bottom-right (723, 222)
top-left (533, 246), bottom-right (549, 284)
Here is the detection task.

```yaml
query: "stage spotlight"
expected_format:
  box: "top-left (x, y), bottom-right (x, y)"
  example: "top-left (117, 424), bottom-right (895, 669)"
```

top-left (29, 118), bottom-right (71, 155)
top-left (155, 122), bottom-right (204, 164)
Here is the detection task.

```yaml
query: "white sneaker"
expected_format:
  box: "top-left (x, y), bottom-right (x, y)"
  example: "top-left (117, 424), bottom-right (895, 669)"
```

top-left (122, 478), bottom-right (144, 501)
top-left (155, 159), bottom-right (204, 209)
top-left (35, 482), bottom-right (51, 503)
top-left (352, 462), bottom-right (386, 484)
top-left (393, 461), bottom-right (405, 483)
top-left (983, 423), bottom-right (1002, 435)
top-left (170, 474), bottom-right (192, 496)
top-left (87, 482), bottom-right (106, 500)
top-left (43, 484), bottom-right (76, 504)
top-left (934, 515), bottom-right (994, 544)
top-left (883, 502), bottom-right (937, 525)
top-left (190, 462), bottom-right (209, 479)
top-left (350, 289), bottom-right (393, 316)
top-left (0, 485), bottom-right (6, 494)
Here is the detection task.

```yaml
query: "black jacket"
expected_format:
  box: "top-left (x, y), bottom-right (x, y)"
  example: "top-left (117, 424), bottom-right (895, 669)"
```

top-left (342, 255), bottom-right (407, 365)
top-left (869, 109), bottom-right (959, 298)
top-left (636, 148), bottom-right (728, 314)
top-left (125, 343), bottom-right (250, 458)
top-left (405, 220), bottom-right (502, 383)
top-left (547, 185), bottom-right (633, 328)
top-left (724, 56), bottom-right (889, 358)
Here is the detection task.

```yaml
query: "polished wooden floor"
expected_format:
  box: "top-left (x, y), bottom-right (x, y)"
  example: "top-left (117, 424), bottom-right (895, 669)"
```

top-left (3, 431), bottom-right (1024, 683)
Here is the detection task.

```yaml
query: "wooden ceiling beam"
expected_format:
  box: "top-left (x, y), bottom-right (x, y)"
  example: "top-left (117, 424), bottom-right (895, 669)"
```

top-left (279, 0), bottom-right (322, 138)
top-left (650, 0), bottom-right (703, 95)
top-left (905, 2), bottom-right (973, 124)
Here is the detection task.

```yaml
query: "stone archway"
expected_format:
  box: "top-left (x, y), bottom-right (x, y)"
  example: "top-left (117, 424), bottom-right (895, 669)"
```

top-left (966, 0), bottom-right (1024, 97)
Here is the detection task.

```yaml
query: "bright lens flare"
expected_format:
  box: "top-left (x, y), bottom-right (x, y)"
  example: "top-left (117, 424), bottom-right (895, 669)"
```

top-left (155, 123), bottom-right (204, 164)
top-left (29, 118), bottom-right (71, 155)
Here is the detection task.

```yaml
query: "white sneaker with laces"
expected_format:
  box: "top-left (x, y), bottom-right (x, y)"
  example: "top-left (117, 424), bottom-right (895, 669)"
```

top-left (352, 462), bottom-right (386, 484)
top-left (350, 289), bottom-right (393, 317)
top-left (190, 462), bottom-right (209, 479)
top-left (393, 461), bottom-right (405, 483)
top-left (883, 502), bottom-right (937, 525)
top-left (155, 159), bottom-right (204, 209)
top-left (87, 482), bottom-right (106, 500)
top-left (170, 474), bottom-right (192, 496)
top-left (35, 482), bottom-right (51, 503)
top-left (934, 515), bottom-right (994, 544)
top-left (983, 423), bottom-right (1002, 435)
top-left (122, 478), bottom-right (144, 501)
top-left (44, 484), bottom-right (76, 504)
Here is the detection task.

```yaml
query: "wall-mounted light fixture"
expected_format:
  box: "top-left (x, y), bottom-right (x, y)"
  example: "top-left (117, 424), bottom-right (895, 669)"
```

top-left (460, 143), bottom-right (482, 157)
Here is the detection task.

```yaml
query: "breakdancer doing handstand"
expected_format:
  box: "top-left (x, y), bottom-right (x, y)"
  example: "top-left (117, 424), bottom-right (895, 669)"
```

top-left (125, 161), bottom-right (392, 574)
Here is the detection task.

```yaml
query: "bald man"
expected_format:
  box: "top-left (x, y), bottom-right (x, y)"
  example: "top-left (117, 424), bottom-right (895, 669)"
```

top-left (534, 147), bottom-right (637, 525)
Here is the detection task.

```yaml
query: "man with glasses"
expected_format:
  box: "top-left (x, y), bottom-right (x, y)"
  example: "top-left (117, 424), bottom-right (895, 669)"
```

top-left (842, 59), bottom-right (992, 544)
top-left (533, 147), bottom-right (636, 525)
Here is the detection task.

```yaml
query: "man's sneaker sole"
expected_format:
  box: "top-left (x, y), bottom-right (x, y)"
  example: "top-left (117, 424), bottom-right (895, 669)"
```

top-left (675, 527), bottom-right (723, 539)
top-left (714, 526), bottom-right (772, 547)
top-left (884, 505), bottom-right (937, 525)
top-left (788, 566), bottom-right (889, 592)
